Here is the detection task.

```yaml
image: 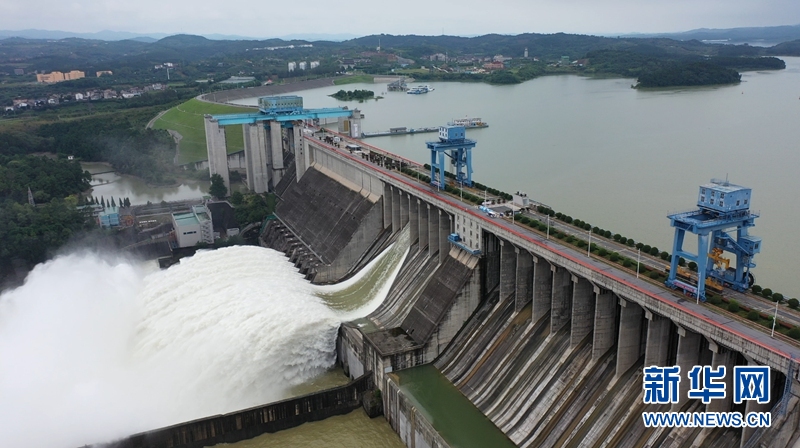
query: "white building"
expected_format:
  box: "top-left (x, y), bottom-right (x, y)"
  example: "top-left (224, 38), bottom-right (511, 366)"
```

top-left (298, 61), bottom-right (307, 70)
top-left (512, 191), bottom-right (531, 208)
top-left (310, 61), bottom-right (320, 69)
top-left (172, 204), bottom-right (214, 247)
top-left (288, 62), bottom-right (296, 72)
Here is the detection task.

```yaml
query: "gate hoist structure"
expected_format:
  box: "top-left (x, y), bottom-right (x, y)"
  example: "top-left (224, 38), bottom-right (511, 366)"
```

top-left (666, 179), bottom-right (761, 301)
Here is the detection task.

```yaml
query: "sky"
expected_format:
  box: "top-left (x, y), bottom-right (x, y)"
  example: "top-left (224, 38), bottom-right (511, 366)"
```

top-left (0, 0), bottom-right (798, 38)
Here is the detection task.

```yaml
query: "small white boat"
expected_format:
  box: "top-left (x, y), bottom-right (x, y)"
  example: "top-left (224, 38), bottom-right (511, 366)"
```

top-left (407, 85), bottom-right (434, 94)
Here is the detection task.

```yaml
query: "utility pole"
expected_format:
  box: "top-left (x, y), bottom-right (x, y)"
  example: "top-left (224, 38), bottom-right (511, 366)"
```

top-left (547, 215), bottom-right (550, 240)
top-left (637, 248), bottom-right (641, 279)
top-left (772, 301), bottom-right (779, 338)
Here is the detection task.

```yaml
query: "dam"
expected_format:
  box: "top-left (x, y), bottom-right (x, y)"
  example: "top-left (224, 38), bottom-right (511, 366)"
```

top-left (102, 95), bottom-right (800, 447)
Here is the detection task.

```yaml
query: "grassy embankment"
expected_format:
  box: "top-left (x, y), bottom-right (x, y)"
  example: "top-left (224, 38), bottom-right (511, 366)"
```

top-left (151, 98), bottom-right (254, 164)
top-left (333, 75), bottom-right (374, 85)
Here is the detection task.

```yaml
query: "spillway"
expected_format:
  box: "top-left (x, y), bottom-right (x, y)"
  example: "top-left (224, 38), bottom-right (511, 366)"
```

top-left (0, 239), bottom-right (407, 448)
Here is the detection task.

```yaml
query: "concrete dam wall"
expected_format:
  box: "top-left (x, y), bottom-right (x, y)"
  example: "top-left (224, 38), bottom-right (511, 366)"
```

top-left (105, 373), bottom-right (374, 448)
top-left (261, 164), bottom-right (390, 283)
top-left (281, 138), bottom-right (800, 448)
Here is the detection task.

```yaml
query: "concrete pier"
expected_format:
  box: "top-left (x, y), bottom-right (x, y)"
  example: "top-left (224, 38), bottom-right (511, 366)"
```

top-left (392, 187), bottom-right (401, 232)
top-left (673, 326), bottom-right (701, 411)
top-left (243, 123), bottom-right (270, 193)
top-left (438, 211), bottom-right (451, 264)
top-left (532, 256), bottom-right (552, 324)
top-left (383, 184), bottom-right (393, 229)
top-left (400, 191), bottom-right (410, 228)
top-left (550, 266), bottom-right (572, 333)
top-left (616, 298), bottom-right (643, 377)
top-left (706, 339), bottom-right (734, 414)
top-left (204, 115), bottom-right (230, 192)
top-left (514, 249), bottom-right (533, 313)
top-left (570, 275), bottom-right (594, 348)
top-left (499, 240), bottom-right (516, 303)
top-left (269, 121), bottom-right (284, 185)
top-left (644, 310), bottom-right (672, 368)
top-left (409, 198), bottom-right (419, 248)
top-left (592, 287), bottom-right (616, 361)
top-left (291, 124), bottom-right (308, 182)
top-left (419, 202), bottom-right (429, 250)
top-left (428, 206), bottom-right (439, 257)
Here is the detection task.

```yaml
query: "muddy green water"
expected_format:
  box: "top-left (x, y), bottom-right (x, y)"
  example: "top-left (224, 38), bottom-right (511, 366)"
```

top-left (395, 364), bottom-right (516, 448)
top-left (216, 409), bottom-right (403, 448)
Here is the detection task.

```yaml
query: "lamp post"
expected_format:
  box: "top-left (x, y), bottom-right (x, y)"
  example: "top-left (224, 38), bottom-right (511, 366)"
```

top-left (587, 228), bottom-right (592, 257)
top-left (772, 301), bottom-right (779, 338)
top-left (636, 248), bottom-right (641, 279)
top-left (547, 215), bottom-right (550, 240)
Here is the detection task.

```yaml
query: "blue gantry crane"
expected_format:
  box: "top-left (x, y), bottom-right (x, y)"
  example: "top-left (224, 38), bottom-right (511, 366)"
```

top-left (427, 125), bottom-right (476, 188)
top-left (666, 179), bottom-right (761, 301)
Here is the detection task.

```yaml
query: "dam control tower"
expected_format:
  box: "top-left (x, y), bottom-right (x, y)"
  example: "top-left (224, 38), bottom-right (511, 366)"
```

top-left (666, 178), bottom-right (761, 301)
top-left (427, 125), bottom-right (476, 189)
top-left (203, 95), bottom-right (358, 194)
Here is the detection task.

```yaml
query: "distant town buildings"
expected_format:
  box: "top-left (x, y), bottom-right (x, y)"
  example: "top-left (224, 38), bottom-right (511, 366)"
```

top-left (310, 61), bottom-right (320, 69)
top-left (36, 70), bottom-right (85, 83)
top-left (96, 70), bottom-right (113, 77)
top-left (298, 61), bottom-right (307, 70)
top-left (288, 62), bottom-right (296, 72)
top-left (5, 82), bottom-right (165, 114)
top-left (482, 61), bottom-right (505, 71)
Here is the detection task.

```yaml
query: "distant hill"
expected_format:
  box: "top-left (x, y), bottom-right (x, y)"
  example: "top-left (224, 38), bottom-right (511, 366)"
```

top-left (0, 29), bottom-right (170, 41)
top-left (620, 24), bottom-right (800, 45)
top-left (1, 31), bottom-right (798, 75)
top-left (0, 29), bottom-right (362, 42)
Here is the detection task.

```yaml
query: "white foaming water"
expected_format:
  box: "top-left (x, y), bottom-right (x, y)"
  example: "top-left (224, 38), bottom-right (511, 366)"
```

top-left (0, 244), bottom-right (404, 448)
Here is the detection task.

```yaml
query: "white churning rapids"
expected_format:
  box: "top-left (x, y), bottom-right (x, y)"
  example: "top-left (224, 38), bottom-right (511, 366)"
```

top-left (0, 241), bottom-right (406, 448)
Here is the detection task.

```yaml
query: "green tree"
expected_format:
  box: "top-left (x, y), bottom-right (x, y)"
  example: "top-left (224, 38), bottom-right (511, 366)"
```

top-left (751, 284), bottom-right (762, 294)
top-left (747, 310), bottom-right (760, 321)
top-left (209, 174), bottom-right (228, 199)
top-left (789, 298), bottom-right (799, 310)
top-left (230, 191), bottom-right (244, 206)
top-left (787, 327), bottom-right (800, 340)
top-left (773, 293), bottom-right (784, 303)
top-left (762, 288), bottom-right (773, 298)
top-left (728, 300), bottom-right (740, 313)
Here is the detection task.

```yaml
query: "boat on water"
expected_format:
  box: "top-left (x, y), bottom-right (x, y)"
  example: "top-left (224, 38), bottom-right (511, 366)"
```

top-left (407, 85), bottom-right (434, 94)
top-left (449, 117), bottom-right (487, 128)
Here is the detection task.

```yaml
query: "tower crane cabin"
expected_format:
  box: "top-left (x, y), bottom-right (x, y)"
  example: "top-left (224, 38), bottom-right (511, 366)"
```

top-left (666, 179), bottom-right (761, 301)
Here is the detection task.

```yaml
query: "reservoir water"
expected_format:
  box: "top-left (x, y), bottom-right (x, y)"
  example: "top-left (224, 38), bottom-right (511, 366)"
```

top-left (236, 57), bottom-right (800, 297)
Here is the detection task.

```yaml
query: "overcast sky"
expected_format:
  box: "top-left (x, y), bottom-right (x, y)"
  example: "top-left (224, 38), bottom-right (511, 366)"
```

top-left (0, 0), bottom-right (798, 38)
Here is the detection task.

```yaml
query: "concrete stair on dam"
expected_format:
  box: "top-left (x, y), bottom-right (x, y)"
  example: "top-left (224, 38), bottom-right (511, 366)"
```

top-left (265, 165), bottom-right (388, 284)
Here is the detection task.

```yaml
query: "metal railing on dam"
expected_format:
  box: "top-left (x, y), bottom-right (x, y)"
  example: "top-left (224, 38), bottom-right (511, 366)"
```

top-left (304, 134), bottom-right (800, 373)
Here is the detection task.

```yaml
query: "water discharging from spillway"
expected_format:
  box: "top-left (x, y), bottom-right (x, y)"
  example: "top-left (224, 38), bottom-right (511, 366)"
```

top-left (0, 233), bottom-right (408, 448)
